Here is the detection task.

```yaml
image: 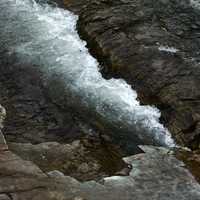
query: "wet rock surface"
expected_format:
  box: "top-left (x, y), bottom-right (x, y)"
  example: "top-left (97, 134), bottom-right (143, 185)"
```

top-left (8, 138), bottom-right (126, 181)
top-left (63, 0), bottom-right (200, 149)
top-left (1, 0), bottom-right (200, 199)
top-left (2, 95), bottom-right (200, 199)
top-left (0, 60), bottom-right (129, 185)
top-left (0, 64), bottom-right (86, 144)
top-left (0, 64), bottom-right (126, 181)
top-left (1, 142), bottom-right (200, 200)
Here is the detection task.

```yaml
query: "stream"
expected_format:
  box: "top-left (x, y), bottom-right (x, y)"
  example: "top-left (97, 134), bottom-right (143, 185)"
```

top-left (0, 0), bottom-right (175, 153)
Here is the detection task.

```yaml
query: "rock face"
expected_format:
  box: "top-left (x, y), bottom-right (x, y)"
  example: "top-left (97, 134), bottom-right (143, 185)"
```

top-left (63, 0), bottom-right (200, 149)
top-left (0, 51), bottom-right (126, 181)
top-left (1, 143), bottom-right (200, 200)
top-left (0, 105), bottom-right (7, 151)
top-left (1, 103), bottom-right (199, 199)
top-left (0, 65), bottom-right (86, 144)
top-left (8, 139), bottom-right (126, 181)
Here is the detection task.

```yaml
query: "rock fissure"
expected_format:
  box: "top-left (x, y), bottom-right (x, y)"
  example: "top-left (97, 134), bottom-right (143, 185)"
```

top-left (63, 0), bottom-right (200, 148)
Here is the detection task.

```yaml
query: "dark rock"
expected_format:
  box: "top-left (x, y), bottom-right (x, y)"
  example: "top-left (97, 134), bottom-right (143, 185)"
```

top-left (114, 164), bottom-right (132, 176)
top-left (8, 138), bottom-right (126, 181)
top-left (0, 61), bottom-right (126, 180)
top-left (63, 0), bottom-right (200, 149)
top-left (0, 65), bottom-right (86, 144)
top-left (175, 148), bottom-right (200, 183)
top-left (2, 144), bottom-right (200, 200)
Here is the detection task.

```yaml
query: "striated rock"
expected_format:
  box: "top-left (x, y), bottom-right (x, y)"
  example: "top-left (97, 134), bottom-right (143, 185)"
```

top-left (0, 65), bottom-right (86, 144)
top-left (63, 0), bottom-right (200, 149)
top-left (101, 145), bottom-right (200, 200)
top-left (0, 147), bottom-right (74, 200)
top-left (1, 144), bottom-right (200, 199)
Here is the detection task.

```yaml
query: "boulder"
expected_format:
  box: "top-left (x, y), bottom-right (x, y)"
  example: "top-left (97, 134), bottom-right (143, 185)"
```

top-left (1, 145), bottom-right (200, 200)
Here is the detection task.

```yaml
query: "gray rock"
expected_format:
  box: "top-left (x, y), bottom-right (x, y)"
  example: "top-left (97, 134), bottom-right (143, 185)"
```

top-left (1, 145), bottom-right (200, 199)
top-left (47, 170), bottom-right (65, 178)
top-left (101, 146), bottom-right (200, 200)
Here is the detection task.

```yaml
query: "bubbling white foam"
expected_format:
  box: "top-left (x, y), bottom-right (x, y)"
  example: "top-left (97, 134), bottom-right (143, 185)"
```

top-left (0, 0), bottom-right (175, 147)
top-left (190, 0), bottom-right (200, 9)
top-left (158, 46), bottom-right (179, 53)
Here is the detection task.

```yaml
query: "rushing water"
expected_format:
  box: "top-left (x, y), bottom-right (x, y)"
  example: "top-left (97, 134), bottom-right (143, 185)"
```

top-left (190, 0), bottom-right (200, 9)
top-left (0, 0), bottom-right (175, 147)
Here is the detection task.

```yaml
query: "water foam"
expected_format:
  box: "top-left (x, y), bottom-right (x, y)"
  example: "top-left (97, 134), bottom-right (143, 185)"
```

top-left (0, 0), bottom-right (175, 147)
top-left (190, 0), bottom-right (200, 9)
top-left (158, 46), bottom-right (179, 53)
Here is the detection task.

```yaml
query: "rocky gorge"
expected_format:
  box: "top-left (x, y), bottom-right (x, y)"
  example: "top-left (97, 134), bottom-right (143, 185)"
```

top-left (63, 0), bottom-right (200, 150)
top-left (1, 0), bottom-right (200, 199)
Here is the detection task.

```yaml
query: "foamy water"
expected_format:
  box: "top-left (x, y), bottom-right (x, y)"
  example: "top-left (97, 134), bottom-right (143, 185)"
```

top-left (190, 0), bottom-right (200, 9)
top-left (0, 0), bottom-right (175, 147)
top-left (158, 46), bottom-right (179, 53)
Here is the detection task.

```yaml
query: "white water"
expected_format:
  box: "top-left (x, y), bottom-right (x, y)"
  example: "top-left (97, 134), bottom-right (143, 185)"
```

top-left (190, 0), bottom-right (200, 9)
top-left (0, 0), bottom-right (175, 147)
top-left (158, 46), bottom-right (179, 53)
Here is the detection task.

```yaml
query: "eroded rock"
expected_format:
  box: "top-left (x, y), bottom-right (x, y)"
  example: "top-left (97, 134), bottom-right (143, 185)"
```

top-left (1, 144), bottom-right (200, 200)
top-left (0, 65), bottom-right (86, 144)
top-left (63, 0), bottom-right (200, 149)
top-left (8, 138), bottom-right (126, 181)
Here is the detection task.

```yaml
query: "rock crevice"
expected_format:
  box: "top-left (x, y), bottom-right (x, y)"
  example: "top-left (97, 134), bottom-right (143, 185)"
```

top-left (63, 0), bottom-right (200, 149)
